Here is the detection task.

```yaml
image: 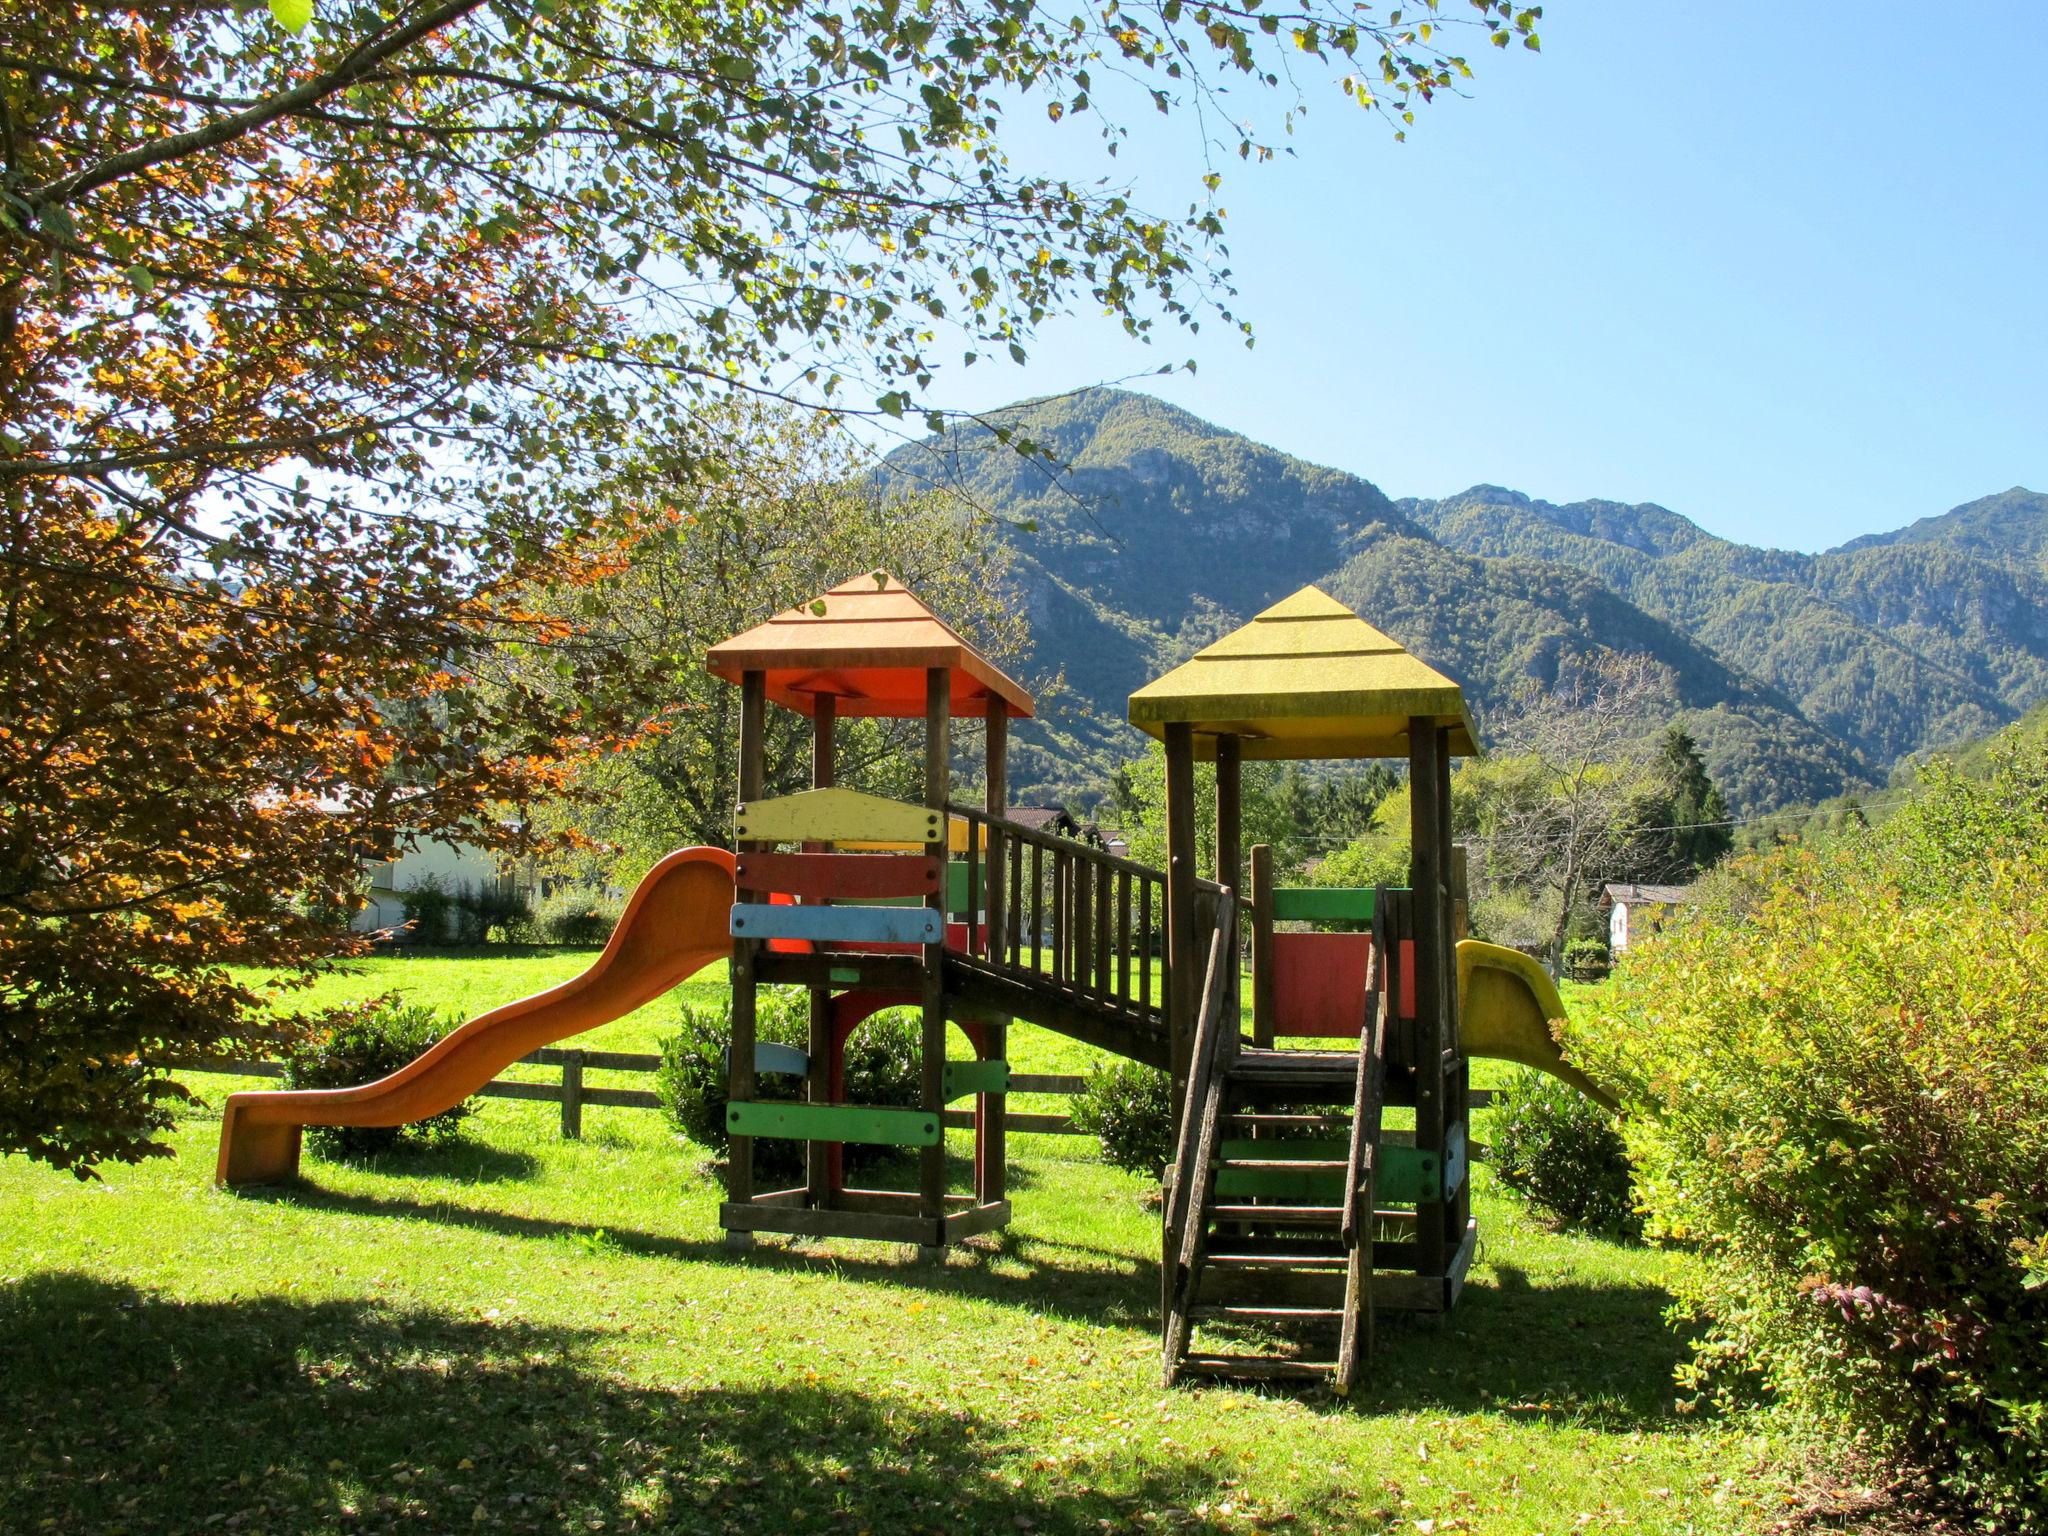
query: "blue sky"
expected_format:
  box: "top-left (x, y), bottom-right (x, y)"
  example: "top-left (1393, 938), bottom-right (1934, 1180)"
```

top-left (919, 2), bottom-right (2046, 551)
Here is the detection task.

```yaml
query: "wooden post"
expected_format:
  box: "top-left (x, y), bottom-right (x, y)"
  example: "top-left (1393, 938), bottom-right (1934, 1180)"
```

top-left (1407, 716), bottom-right (1448, 1290)
top-left (919, 666), bottom-right (951, 1250)
top-left (1215, 733), bottom-right (1242, 1025)
top-left (983, 706), bottom-right (1009, 1206)
top-left (985, 705), bottom-right (1007, 962)
top-left (806, 694), bottom-right (836, 1209)
top-left (1163, 721), bottom-right (1199, 1114)
top-left (1249, 843), bottom-right (1275, 1047)
top-left (560, 1049), bottom-right (584, 1140)
top-left (1435, 730), bottom-right (1469, 1261)
top-left (726, 669), bottom-right (767, 1247)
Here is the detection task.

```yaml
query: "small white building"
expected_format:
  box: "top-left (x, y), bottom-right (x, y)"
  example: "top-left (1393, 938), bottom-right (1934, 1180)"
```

top-left (1603, 882), bottom-right (1693, 953)
top-left (355, 839), bottom-right (522, 934)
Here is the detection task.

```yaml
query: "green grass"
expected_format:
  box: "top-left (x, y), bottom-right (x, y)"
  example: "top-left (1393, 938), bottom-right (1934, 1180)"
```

top-left (0, 951), bottom-right (1810, 1533)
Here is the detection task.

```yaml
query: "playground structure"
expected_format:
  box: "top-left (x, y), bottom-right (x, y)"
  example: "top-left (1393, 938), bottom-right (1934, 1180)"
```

top-left (214, 574), bottom-right (1611, 1387)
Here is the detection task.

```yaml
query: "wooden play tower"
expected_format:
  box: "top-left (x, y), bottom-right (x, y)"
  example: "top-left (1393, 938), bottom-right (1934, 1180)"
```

top-left (705, 573), bottom-right (1034, 1253)
top-left (1130, 586), bottom-right (1482, 1388)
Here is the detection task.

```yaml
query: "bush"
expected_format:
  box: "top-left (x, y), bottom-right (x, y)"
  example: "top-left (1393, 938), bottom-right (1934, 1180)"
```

top-left (1071, 1060), bottom-right (1174, 1179)
top-left (1562, 935), bottom-right (1610, 981)
top-left (397, 875), bottom-right (465, 946)
top-left (1487, 1067), bottom-right (1639, 1237)
top-left (460, 878), bottom-right (531, 941)
top-left (1577, 738), bottom-right (2048, 1527)
top-left (654, 991), bottom-right (922, 1182)
top-left (533, 886), bottom-right (624, 946)
top-left (282, 998), bottom-right (472, 1156)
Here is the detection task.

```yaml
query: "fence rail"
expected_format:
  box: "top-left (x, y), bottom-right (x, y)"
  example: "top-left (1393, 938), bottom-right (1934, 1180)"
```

top-left (175, 1052), bottom-right (1498, 1157)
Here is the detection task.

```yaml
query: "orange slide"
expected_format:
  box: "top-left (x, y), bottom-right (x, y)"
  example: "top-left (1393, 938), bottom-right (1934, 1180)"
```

top-left (216, 847), bottom-right (736, 1187)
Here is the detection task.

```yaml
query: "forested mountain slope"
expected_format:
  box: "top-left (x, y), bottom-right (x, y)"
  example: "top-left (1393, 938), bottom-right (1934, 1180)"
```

top-left (876, 389), bottom-right (2039, 815)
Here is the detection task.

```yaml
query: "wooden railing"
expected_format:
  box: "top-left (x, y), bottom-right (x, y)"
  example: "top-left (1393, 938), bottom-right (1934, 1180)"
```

top-left (949, 803), bottom-right (1189, 1025)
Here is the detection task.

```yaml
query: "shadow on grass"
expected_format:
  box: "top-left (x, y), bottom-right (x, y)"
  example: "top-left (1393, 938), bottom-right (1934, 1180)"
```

top-left (1, 1272), bottom-right (1243, 1535)
top-left (309, 1139), bottom-right (546, 1185)
top-left (1342, 1260), bottom-right (1693, 1430)
top-left (230, 1177), bottom-right (1155, 1330)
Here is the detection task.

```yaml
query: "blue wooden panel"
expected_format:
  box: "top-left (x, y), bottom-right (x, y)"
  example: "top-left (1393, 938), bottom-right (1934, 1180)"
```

top-left (729, 902), bottom-right (942, 946)
top-left (722, 1041), bottom-right (811, 1078)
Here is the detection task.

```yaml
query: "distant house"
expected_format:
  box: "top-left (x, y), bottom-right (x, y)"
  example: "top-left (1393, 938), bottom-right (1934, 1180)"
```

top-left (1603, 882), bottom-right (1693, 952)
top-left (1008, 805), bottom-right (1108, 850)
top-left (356, 838), bottom-right (524, 934)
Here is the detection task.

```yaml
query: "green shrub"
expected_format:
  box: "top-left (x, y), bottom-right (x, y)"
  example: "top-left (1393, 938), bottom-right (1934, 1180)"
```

top-left (282, 998), bottom-right (472, 1156)
top-left (1070, 1060), bottom-right (1174, 1179)
top-left (533, 886), bottom-right (624, 946)
top-left (459, 878), bottom-right (531, 942)
top-left (654, 991), bottom-right (921, 1182)
top-left (1487, 1067), bottom-right (1638, 1237)
top-left (1562, 935), bottom-right (1609, 974)
top-left (398, 875), bottom-right (465, 946)
top-left (1577, 745), bottom-right (2048, 1528)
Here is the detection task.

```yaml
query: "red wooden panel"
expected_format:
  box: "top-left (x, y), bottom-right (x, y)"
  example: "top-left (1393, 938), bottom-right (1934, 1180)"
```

top-left (735, 852), bottom-right (940, 900)
top-left (1270, 934), bottom-right (1418, 1037)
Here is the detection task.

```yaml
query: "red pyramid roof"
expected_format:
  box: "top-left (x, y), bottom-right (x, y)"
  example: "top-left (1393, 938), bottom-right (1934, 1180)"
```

top-left (705, 572), bottom-right (1033, 720)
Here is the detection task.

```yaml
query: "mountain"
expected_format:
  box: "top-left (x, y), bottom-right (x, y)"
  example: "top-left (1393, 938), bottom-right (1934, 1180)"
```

top-left (1837, 487), bottom-right (2048, 572)
top-left (1402, 486), bottom-right (2048, 769)
top-left (875, 389), bottom-right (2043, 816)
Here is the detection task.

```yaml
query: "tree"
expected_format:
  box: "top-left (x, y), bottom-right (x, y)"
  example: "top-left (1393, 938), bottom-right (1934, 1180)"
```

top-left (1486, 652), bottom-right (1670, 966)
top-left (513, 406), bottom-right (1031, 883)
top-left (2, 0), bottom-right (1536, 1172)
top-left (1641, 725), bottom-right (1733, 878)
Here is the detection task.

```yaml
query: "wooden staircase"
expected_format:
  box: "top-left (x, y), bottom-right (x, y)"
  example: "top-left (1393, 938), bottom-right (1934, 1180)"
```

top-left (1162, 901), bottom-right (1393, 1392)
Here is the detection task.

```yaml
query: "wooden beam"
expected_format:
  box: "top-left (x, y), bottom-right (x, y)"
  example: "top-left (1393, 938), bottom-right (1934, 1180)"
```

top-left (1163, 721), bottom-right (1200, 1109)
top-left (921, 667), bottom-right (951, 1230)
top-left (1214, 733), bottom-right (1242, 1024)
top-left (727, 670), bottom-right (767, 1231)
top-left (812, 692), bottom-right (836, 789)
top-left (1249, 843), bottom-right (1274, 1047)
top-left (1406, 716), bottom-right (1447, 1282)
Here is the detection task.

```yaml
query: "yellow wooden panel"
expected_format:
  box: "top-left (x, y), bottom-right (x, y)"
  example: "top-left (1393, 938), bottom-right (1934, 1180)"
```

top-left (838, 816), bottom-right (986, 854)
top-left (734, 787), bottom-right (941, 847)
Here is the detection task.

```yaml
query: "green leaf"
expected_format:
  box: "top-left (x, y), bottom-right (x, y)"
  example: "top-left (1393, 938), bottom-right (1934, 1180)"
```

top-left (875, 391), bottom-right (908, 418)
top-left (268, 0), bottom-right (313, 34)
top-left (124, 264), bottom-right (155, 295)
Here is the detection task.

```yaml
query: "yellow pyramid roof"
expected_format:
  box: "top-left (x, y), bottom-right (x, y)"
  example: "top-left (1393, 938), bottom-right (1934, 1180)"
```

top-left (1127, 586), bottom-right (1478, 760)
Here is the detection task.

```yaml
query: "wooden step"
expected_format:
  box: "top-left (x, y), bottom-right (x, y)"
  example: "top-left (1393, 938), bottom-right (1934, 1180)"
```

top-left (1222, 1113), bottom-right (1351, 1134)
top-left (1199, 1257), bottom-right (1348, 1308)
top-left (1208, 1203), bottom-right (1343, 1226)
top-left (1190, 1303), bottom-right (1344, 1323)
top-left (1179, 1353), bottom-right (1335, 1382)
top-left (1214, 1157), bottom-right (1347, 1172)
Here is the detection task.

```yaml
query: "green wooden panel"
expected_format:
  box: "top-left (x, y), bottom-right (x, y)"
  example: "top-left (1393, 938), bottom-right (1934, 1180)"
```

top-left (1208, 1141), bottom-right (1444, 1203)
top-left (726, 1100), bottom-right (940, 1147)
top-left (941, 1059), bottom-right (1009, 1100)
top-left (1213, 1164), bottom-right (1344, 1201)
top-left (1376, 1144), bottom-right (1442, 1205)
top-left (828, 967), bottom-right (863, 985)
top-left (945, 860), bottom-right (984, 915)
top-left (1217, 1138), bottom-right (1348, 1162)
top-left (1270, 887), bottom-right (1376, 922)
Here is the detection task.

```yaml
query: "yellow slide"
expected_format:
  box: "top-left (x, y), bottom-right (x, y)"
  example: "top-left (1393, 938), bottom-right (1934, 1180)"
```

top-left (215, 847), bottom-right (736, 1186)
top-left (1456, 939), bottom-right (1617, 1111)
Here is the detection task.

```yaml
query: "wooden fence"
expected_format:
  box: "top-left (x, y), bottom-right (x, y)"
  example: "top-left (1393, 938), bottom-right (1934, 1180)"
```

top-left (176, 1053), bottom-right (1496, 1150)
top-left (176, 1051), bottom-right (1090, 1141)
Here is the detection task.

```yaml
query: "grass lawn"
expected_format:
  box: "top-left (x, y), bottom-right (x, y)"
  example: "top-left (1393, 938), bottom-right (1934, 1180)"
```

top-left (1, 952), bottom-right (1816, 1534)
